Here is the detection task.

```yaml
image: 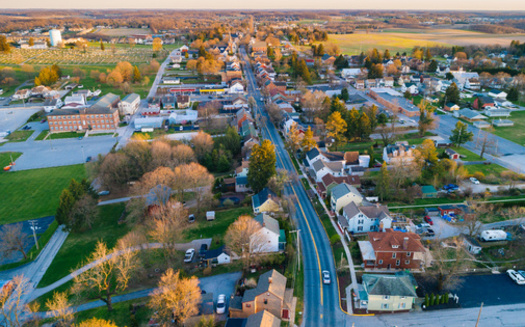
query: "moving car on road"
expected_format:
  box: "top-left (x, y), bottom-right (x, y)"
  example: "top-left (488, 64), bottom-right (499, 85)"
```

top-left (216, 294), bottom-right (226, 314)
top-left (507, 269), bottom-right (525, 285)
top-left (184, 248), bottom-right (195, 263)
top-left (322, 270), bottom-right (331, 285)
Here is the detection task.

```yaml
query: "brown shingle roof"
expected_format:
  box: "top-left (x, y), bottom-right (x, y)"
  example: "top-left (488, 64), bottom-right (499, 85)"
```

top-left (368, 229), bottom-right (425, 253)
top-left (344, 151), bottom-right (360, 165)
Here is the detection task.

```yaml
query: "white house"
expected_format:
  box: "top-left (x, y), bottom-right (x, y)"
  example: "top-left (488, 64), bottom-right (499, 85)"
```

top-left (401, 83), bottom-right (418, 95)
top-left (339, 202), bottom-right (393, 234)
top-left (341, 68), bottom-right (363, 79)
top-left (488, 90), bottom-right (507, 100)
top-left (330, 183), bottom-right (363, 213)
top-left (383, 141), bottom-right (415, 164)
top-left (118, 93), bottom-right (141, 115)
top-left (43, 98), bottom-right (63, 112)
top-left (310, 159), bottom-right (345, 182)
top-left (168, 110), bottom-right (198, 124)
top-left (229, 81), bottom-right (245, 94)
top-left (251, 213), bottom-right (284, 253)
top-left (204, 245), bottom-right (231, 265)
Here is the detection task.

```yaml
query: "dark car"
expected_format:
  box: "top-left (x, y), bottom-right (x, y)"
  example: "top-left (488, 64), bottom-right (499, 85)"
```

top-left (443, 184), bottom-right (459, 191)
top-left (40, 119), bottom-right (47, 123)
top-left (425, 228), bottom-right (435, 237)
top-left (424, 216), bottom-right (433, 225)
top-left (85, 156), bottom-right (92, 162)
top-left (188, 214), bottom-right (196, 223)
top-left (199, 243), bottom-right (208, 258)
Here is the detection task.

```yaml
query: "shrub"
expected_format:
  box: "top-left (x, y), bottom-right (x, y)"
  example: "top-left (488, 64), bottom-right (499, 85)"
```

top-left (444, 293), bottom-right (449, 303)
top-left (330, 234), bottom-right (341, 245)
top-left (472, 171), bottom-right (485, 181)
top-left (203, 266), bottom-right (212, 276)
top-left (430, 293), bottom-right (435, 306)
top-left (424, 294), bottom-right (429, 307)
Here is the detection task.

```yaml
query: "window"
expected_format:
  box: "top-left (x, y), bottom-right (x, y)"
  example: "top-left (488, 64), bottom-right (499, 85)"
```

top-left (264, 299), bottom-right (268, 305)
top-left (381, 303), bottom-right (389, 309)
top-left (392, 253), bottom-right (396, 258)
top-left (398, 303), bottom-right (406, 309)
top-left (396, 260), bottom-right (400, 266)
top-left (378, 260), bottom-right (383, 264)
top-left (245, 303), bottom-right (251, 308)
top-left (357, 226), bottom-right (363, 232)
top-left (405, 260), bottom-right (410, 265)
top-left (407, 252), bottom-right (411, 257)
top-left (358, 219), bottom-right (364, 224)
top-left (383, 296), bottom-right (390, 300)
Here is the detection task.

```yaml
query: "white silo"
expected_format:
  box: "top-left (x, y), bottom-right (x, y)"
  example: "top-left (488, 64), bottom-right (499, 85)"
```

top-left (49, 29), bottom-right (62, 47)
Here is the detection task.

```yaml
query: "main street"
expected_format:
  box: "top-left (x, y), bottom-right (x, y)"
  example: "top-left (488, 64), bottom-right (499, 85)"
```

top-left (241, 48), bottom-right (343, 326)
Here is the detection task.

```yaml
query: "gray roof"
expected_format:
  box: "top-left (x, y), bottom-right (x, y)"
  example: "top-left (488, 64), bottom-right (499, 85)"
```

top-left (343, 202), bottom-right (390, 220)
top-left (458, 108), bottom-right (486, 120)
top-left (254, 213), bottom-right (280, 235)
top-left (306, 148), bottom-right (320, 161)
top-left (312, 159), bottom-right (326, 172)
top-left (362, 272), bottom-right (418, 298)
top-left (121, 93), bottom-right (140, 104)
top-left (91, 93), bottom-right (120, 110)
top-left (242, 270), bottom-right (287, 303)
top-left (331, 183), bottom-right (360, 201)
top-left (245, 310), bottom-right (281, 327)
top-left (312, 159), bottom-right (343, 173)
top-left (47, 106), bottom-right (116, 116)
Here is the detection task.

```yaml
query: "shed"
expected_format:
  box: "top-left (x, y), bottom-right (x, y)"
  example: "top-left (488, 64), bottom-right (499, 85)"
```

top-left (206, 211), bottom-right (216, 221)
top-left (204, 245), bottom-right (231, 265)
top-left (492, 119), bottom-right (514, 127)
top-left (445, 148), bottom-right (460, 160)
top-left (462, 235), bottom-right (482, 254)
top-left (421, 185), bottom-right (438, 198)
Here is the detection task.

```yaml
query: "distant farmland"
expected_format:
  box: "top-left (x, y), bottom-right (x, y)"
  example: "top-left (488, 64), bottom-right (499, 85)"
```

top-left (326, 28), bottom-right (525, 55)
top-left (98, 27), bottom-right (152, 36)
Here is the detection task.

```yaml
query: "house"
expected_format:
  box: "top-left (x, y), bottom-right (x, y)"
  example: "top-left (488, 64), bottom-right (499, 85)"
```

top-left (43, 98), bottom-right (63, 112)
top-left (455, 108), bottom-right (487, 122)
top-left (445, 148), bottom-right (460, 160)
top-left (355, 80), bottom-right (365, 89)
top-left (339, 202), bottom-right (393, 234)
top-left (252, 188), bottom-right (280, 214)
top-left (488, 90), bottom-right (507, 100)
top-left (229, 269), bottom-right (296, 322)
top-left (465, 78), bottom-right (480, 90)
top-left (12, 89), bottom-right (30, 100)
top-left (483, 108), bottom-right (511, 118)
top-left (229, 81), bottom-right (245, 94)
top-left (118, 93), bottom-right (140, 115)
top-left (236, 108), bottom-right (254, 131)
top-left (64, 95), bottom-right (86, 108)
top-left (366, 79), bottom-right (377, 88)
top-left (176, 95), bottom-right (191, 109)
top-left (316, 174), bottom-right (361, 198)
top-left (253, 213), bottom-right (286, 252)
top-left (360, 271), bottom-right (418, 313)
top-left (401, 82), bottom-right (418, 95)
top-left (473, 96), bottom-right (495, 110)
top-left (309, 159), bottom-right (345, 182)
top-left (383, 141), bottom-right (415, 164)
top-left (225, 311), bottom-right (281, 327)
top-left (168, 110), bottom-right (198, 124)
top-left (341, 68), bottom-right (363, 79)
top-left (204, 245), bottom-right (231, 265)
top-left (420, 185), bottom-right (438, 199)
top-left (444, 102), bottom-right (460, 111)
top-left (462, 235), bottom-right (482, 255)
top-left (235, 160), bottom-right (251, 193)
top-left (383, 77), bottom-right (394, 87)
top-left (359, 229), bottom-right (426, 270)
top-left (330, 183), bottom-right (363, 213)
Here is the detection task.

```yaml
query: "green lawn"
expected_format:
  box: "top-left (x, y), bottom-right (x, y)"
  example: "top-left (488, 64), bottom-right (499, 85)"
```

top-left (0, 164), bottom-right (86, 224)
top-left (74, 297), bottom-right (152, 327)
top-left (34, 130), bottom-right (49, 140)
top-left (491, 111), bottom-right (525, 145)
top-left (0, 151), bottom-right (22, 167)
top-left (464, 163), bottom-right (508, 177)
top-left (6, 130), bottom-right (34, 142)
top-left (37, 203), bottom-right (131, 288)
top-left (453, 146), bottom-right (483, 161)
top-left (48, 131), bottom-right (85, 140)
top-left (184, 206), bottom-right (252, 249)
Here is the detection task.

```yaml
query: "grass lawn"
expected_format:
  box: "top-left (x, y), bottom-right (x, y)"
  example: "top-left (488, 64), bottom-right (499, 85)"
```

top-left (37, 204), bottom-right (130, 288)
top-left (491, 111), bottom-right (525, 145)
top-left (464, 163), bottom-right (508, 177)
top-left (34, 130), bottom-right (49, 140)
top-left (6, 130), bottom-right (34, 142)
top-left (184, 206), bottom-right (252, 249)
top-left (74, 297), bottom-right (152, 326)
top-left (0, 164), bottom-right (86, 224)
top-left (0, 151), bottom-right (22, 167)
top-left (453, 146), bottom-right (483, 161)
top-left (48, 131), bottom-right (86, 140)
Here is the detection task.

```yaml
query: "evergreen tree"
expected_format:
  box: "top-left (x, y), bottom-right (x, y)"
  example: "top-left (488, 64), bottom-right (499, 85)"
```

top-left (425, 48), bottom-right (432, 61)
top-left (317, 43), bottom-right (324, 57)
top-left (359, 112), bottom-right (372, 140)
top-left (248, 140), bottom-right (276, 193)
top-left (384, 49), bottom-right (390, 59)
top-left (507, 87), bottom-right (519, 101)
top-left (56, 189), bottom-right (75, 225)
top-left (444, 82), bottom-right (460, 105)
top-left (326, 111), bottom-right (347, 149)
top-left (100, 39), bottom-right (105, 51)
top-left (68, 179), bottom-right (85, 200)
top-left (428, 60), bottom-right (438, 72)
top-left (340, 88), bottom-right (349, 102)
top-left (449, 121), bottom-right (473, 147)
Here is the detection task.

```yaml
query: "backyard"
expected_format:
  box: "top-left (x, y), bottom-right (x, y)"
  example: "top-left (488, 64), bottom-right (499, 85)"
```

top-left (0, 163), bottom-right (86, 223)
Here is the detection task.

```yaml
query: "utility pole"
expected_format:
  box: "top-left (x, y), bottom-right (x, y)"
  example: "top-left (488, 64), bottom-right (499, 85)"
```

top-left (28, 220), bottom-right (39, 250)
top-left (475, 302), bottom-right (484, 327)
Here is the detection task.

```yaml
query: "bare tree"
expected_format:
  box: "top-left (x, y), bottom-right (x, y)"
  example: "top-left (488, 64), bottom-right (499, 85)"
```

top-left (268, 169), bottom-right (290, 195)
top-left (69, 195), bottom-right (98, 232)
top-left (191, 131), bottom-right (214, 162)
top-left (475, 129), bottom-right (497, 159)
top-left (148, 269), bottom-right (201, 327)
top-left (72, 241), bottom-right (137, 311)
top-left (0, 275), bottom-right (31, 327)
top-left (426, 239), bottom-right (470, 292)
top-left (172, 162), bottom-right (213, 204)
top-left (0, 223), bottom-right (29, 260)
top-left (378, 112), bottom-right (398, 146)
top-left (148, 201), bottom-right (187, 262)
top-left (150, 140), bottom-right (173, 169)
top-left (266, 103), bottom-right (283, 125)
top-left (171, 144), bottom-right (195, 166)
top-left (46, 291), bottom-right (74, 327)
top-left (301, 90), bottom-right (329, 122)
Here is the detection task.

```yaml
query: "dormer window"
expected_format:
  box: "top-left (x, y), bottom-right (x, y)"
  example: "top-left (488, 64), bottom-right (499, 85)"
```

top-left (392, 245), bottom-right (399, 249)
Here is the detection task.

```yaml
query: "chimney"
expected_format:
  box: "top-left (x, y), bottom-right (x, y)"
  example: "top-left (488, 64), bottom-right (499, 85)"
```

top-left (268, 277), bottom-right (272, 284)
top-left (403, 237), bottom-right (409, 250)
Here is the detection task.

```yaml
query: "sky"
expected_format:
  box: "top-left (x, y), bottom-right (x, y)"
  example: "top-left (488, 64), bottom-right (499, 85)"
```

top-left (3, 0), bottom-right (525, 10)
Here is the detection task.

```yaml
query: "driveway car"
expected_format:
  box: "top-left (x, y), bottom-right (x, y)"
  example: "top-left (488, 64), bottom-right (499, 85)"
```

top-left (188, 214), bottom-right (196, 223)
top-left (507, 269), bottom-right (525, 285)
top-left (184, 248), bottom-right (195, 263)
top-left (85, 156), bottom-right (92, 162)
top-left (322, 270), bottom-right (331, 285)
top-left (470, 177), bottom-right (480, 185)
top-left (98, 190), bottom-right (110, 196)
top-left (424, 216), bottom-right (434, 225)
top-left (216, 294), bottom-right (226, 314)
top-left (199, 243), bottom-right (208, 258)
top-left (425, 228), bottom-right (435, 237)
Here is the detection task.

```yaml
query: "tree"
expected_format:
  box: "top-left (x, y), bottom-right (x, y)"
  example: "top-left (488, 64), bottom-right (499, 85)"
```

top-left (148, 201), bottom-right (187, 263)
top-left (100, 39), bottom-right (105, 51)
top-left (444, 82), bottom-right (460, 105)
top-left (172, 163), bottom-right (214, 206)
top-left (507, 86), bottom-right (519, 101)
top-left (248, 140), bottom-right (276, 192)
top-left (132, 66), bottom-right (141, 83)
top-left (449, 121), bottom-right (473, 147)
top-left (268, 169), bottom-right (290, 196)
top-left (425, 48), bottom-right (432, 61)
top-left (248, 96), bottom-right (256, 110)
top-left (225, 215), bottom-right (269, 269)
top-left (368, 63), bottom-right (384, 79)
top-left (76, 318), bottom-right (118, 327)
top-left (428, 60), bottom-right (438, 72)
top-left (301, 90), bottom-right (330, 122)
top-left (72, 241), bottom-right (137, 311)
top-left (415, 139), bottom-right (439, 166)
top-left (326, 111), bottom-right (347, 149)
top-left (115, 61), bottom-right (134, 82)
top-left (0, 35), bottom-right (11, 53)
top-left (0, 275), bottom-right (30, 327)
top-left (417, 102), bottom-right (435, 137)
top-left (68, 195), bottom-right (99, 232)
top-left (0, 223), bottom-right (28, 260)
top-left (301, 126), bottom-right (317, 153)
top-left (377, 161), bottom-right (390, 201)
top-left (286, 123), bottom-right (302, 155)
top-left (152, 38), bottom-right (163, 52)
top-left (266, 103), bottom-right (283, 124)
top-left (427, 239), bottom-right (469, 291)
top-left (106, 70), bottom-right (123, 85)
top-left (46, 291), bottom-right (74, 327)
top-left (196, 316), bottom-right (215, 327)
top-left (28, 37), bottom-right (35, 47)
top-left (192, 131), bottom-right (214, 162)
top-left (148, 269), bottom-right (201, 326)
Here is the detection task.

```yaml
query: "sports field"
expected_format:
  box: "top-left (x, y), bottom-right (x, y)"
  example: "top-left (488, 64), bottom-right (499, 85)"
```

top-left (328, 28), bottom-right (525, 55)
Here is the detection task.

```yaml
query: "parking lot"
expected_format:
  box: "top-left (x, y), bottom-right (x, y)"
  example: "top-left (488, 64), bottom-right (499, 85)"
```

top-left (456, 273), bottom-right (525, 308)
top-left (0, 108), bottom-right (40, 136)
top-left (198, 272), bottom-right (242, 316)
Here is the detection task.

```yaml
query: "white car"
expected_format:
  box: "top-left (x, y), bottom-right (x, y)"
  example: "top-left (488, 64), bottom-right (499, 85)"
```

top-left (322, 270), bottom-right (331, 285)
top-left (216, 294), bottom-right (226, 314)
top-left (507, 269), bottom-right (525, 285)
top-left (184, 248), bottom-right (195, 263)
top-left (470, 177), bottom-right (480, 185)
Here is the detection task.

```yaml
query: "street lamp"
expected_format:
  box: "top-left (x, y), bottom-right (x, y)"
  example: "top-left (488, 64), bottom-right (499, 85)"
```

top-left (29, 220), bottom-right (40, 250)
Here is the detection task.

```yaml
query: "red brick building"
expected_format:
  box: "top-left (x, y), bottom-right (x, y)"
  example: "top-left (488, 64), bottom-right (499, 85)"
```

top-left (359, 229), bottom-right (426, 270)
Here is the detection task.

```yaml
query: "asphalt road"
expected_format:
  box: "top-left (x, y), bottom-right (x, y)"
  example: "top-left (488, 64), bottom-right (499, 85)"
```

top-left (241, 48), bottom-right (342, 326)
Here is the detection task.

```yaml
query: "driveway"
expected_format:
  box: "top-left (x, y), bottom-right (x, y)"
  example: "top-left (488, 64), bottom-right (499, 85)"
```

top-left (460, 181), bottom-right (525, 193)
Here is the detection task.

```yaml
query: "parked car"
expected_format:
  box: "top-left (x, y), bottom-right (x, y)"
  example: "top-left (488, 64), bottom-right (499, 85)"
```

top-left (97, 190), bottom-right (110, 196)
top-left (425, 228), bottom-right (435, 237)
top-left (518, 270), bottom-right (525, 280)
top-left (188, 214), bottom-right (195, 223)
top-left (216, 294), bottom-right (226, 314)
top-left (424, 216), bottom-right (434, 225)
top-left (78, 136), bottom-right (83, 140)
top-left (40, 119), bottom-right (46, 123)
top-left (85, 156), bottom-right (92, 162)
top-left (443, 184), bottom-right (459, 191)
top-left (322, 270), bottom-right (331, 285)
top-left (199, 243), bottom-right (208, 258)
top-left (470, 177), bottom-right (480, 185)
top-left (507, 269), bottom-right (525, 285)
top-left (184, 248), bottom-right (195, 263)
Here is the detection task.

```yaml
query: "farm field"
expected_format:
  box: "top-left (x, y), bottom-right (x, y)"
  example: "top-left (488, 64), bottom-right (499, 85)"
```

top-left (0, 164), bottom-right (86, 224)
top-left (325, 28), bottom-right (525, 55)
top-left (96, 27), bottom-right (153, 36)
